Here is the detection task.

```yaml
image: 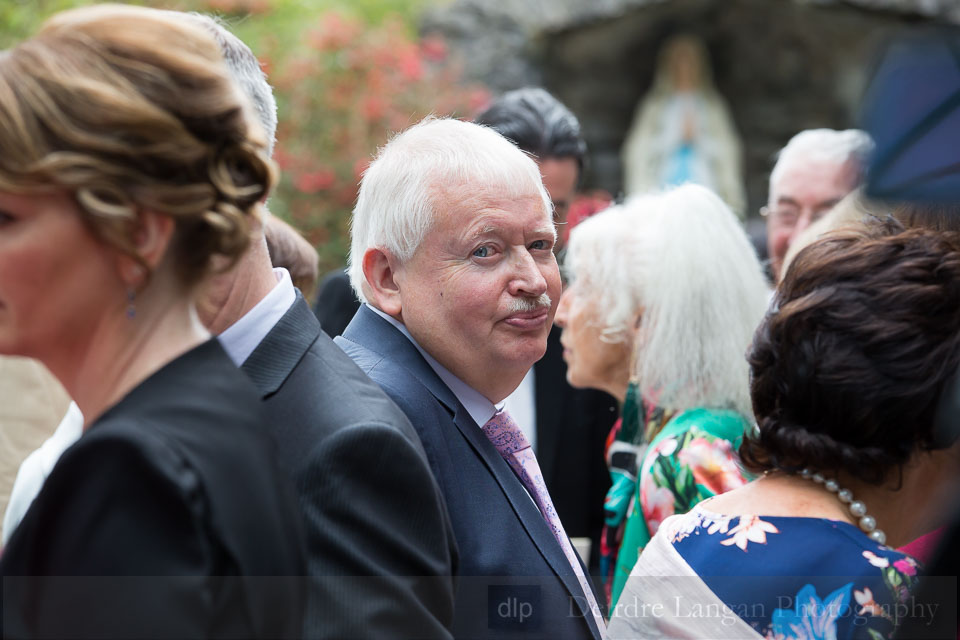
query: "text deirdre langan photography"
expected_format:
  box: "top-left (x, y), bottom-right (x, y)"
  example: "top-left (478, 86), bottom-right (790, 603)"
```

top-left (605, 593), bottom-right (942, 628)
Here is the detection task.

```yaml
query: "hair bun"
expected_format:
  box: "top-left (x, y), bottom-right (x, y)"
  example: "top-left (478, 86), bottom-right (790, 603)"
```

top-left (745, 414), bottom-right (899, 485)
top-left (741, 224), bottom-right (960, 486)
top-left (208, 141), bottom-right (274, 211)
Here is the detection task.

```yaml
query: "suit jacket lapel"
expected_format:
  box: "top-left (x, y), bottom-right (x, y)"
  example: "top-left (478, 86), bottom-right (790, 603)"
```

top-left (340, 306), bottom-right (462, 412)
top-left (341, 307), bottom-right (596, 618)
top-left (240, 293), bottom-right (319, 397)
top-left (448, 406), bottom-right (600, 626)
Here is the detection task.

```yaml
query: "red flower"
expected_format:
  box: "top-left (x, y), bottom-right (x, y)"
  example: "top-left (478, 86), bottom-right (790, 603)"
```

top-left (564, 191), bottom-right (613, 243)
top-left (676, 437), bottom-right (747, 495)
top-left (893, 558), bottom-right (918, 576)
top-left (640, 473), bottom-right (675, 535)
top-left (353, 159), bottom-right (371, 182)
top-left (295, 169), bottom-right (336, 194)
top-left (273, 147), bottom-right (293, 171)
top-left (269, 8), bottom-right (493, 276)
top-left (258, 55), bottom-right (272, 77)
top-left (362, 96), bottom-right (387, 121)
top-left (308, 13), bottom-right (360, 51)
top-left (397, 49), bottom-right (424, 81)
top-left (420, 35), bottom-right (448, 62)
top-left (467, 87), bottom-right (492, 114)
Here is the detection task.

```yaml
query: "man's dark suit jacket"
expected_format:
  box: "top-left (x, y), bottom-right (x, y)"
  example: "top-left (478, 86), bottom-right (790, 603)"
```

top-left (336, 306), bottom-right (605, 640)
top-left (315, 270), bottom-right (617, 570)
top-left (241, 294), bottom-right (458, 639)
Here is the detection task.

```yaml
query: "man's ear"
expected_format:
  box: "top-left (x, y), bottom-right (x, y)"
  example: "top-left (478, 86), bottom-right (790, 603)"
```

top-left (117, 209), bottom-right (175, 288)
top-left (362, 247), bottom-right (403, 318)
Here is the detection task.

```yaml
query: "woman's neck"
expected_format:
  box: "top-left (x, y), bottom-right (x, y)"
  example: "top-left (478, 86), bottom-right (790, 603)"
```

top-left (42, 282), bottom-right (209, 428)
top-left (707, 454), bottom-right (960, 548)
top-left (611, 380), bottom-right (628, 406)
top-left (842, 452), bottom-right (959, 547)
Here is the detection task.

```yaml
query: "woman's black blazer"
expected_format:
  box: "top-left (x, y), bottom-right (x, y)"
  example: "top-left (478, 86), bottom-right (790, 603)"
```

top-left (1, 339), bottom-right (306, 639)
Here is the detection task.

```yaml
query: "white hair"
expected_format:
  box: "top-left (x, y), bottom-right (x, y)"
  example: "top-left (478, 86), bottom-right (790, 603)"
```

top-left (564, 184), bottom-right (770, 416)
top-left (769, 128), bottom-right (873, 197)
top-left (349, 116), bottom-right (553, 302)
top-left (181, 12), bottom-right (278, 156)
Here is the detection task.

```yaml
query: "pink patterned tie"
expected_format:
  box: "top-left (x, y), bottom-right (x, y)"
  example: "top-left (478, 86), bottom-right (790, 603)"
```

top-left (482, 409), bottom-right (607, 633)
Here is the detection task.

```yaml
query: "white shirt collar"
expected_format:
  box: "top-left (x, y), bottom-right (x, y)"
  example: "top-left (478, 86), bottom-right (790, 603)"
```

top-left (219, 268), bottom-right (297, 366)
top-left (367, 304), bottom-right (498, 428)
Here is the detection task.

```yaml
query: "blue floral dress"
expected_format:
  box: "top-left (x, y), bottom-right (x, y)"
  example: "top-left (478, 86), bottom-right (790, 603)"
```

top-left (669, 505), bottom-right (920, 640)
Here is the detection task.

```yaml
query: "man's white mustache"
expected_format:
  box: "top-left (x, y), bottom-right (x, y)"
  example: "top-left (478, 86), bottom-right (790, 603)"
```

top-left (507, 294), bottom-right (552, 314)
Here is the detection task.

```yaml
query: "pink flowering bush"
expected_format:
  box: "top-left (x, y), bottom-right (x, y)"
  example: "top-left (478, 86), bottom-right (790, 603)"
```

top-left (2, 0), bottom-right (491, 275)
top-left (565, 190), bottom-right (613, 243)
top-left (258, 11), bottom-right (490, 274)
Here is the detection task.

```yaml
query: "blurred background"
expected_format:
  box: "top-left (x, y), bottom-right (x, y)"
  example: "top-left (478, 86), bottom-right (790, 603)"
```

top-left (3, 0), bottom-right (959, 276)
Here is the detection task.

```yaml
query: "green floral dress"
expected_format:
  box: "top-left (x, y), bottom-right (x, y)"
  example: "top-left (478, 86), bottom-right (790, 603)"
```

top-left (610, 407), bottom-right (751, 609)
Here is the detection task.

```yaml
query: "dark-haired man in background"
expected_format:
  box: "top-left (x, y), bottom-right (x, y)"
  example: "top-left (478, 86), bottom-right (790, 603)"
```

top-left (475, 88), bottom-right (583, 251)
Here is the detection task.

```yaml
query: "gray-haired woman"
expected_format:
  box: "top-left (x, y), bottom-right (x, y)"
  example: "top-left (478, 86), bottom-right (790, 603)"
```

top-left (555, 183), bottom-right (769, 608)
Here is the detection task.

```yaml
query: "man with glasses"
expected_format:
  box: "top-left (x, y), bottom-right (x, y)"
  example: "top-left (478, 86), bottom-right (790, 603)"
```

top-left (763, 128), bottom-right (873, 280)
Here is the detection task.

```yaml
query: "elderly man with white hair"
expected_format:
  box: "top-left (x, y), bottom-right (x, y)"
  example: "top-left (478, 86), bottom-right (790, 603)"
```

top-left (763, 128), bottom-right (873, 280)
top-left (336, 117), bottom-right (606, 639)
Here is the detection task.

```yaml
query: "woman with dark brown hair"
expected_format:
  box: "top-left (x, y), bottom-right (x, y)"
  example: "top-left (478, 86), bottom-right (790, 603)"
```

top-left (892, 201), bottom-right (960, 233)
top-left (609, 221), bottom-right (960, 639)
top-left (0, 5), bottom-right (304, 638)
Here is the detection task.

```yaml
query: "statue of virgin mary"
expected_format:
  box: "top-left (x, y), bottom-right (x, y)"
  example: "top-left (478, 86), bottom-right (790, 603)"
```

top-left (621, 35), bottom-right (746, 217)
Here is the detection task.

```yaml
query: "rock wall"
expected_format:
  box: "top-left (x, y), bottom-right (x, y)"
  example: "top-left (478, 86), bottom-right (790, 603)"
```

top-left (422, 0), bottom-right (955, 217)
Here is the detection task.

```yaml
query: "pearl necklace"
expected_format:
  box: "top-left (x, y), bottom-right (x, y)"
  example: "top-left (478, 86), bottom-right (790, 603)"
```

top-left (800, 468), bottom-right (887, 546)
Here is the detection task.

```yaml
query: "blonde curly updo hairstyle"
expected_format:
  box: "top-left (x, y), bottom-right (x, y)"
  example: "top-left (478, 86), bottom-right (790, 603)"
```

top-left (0, 4), bottom-right (277, 287)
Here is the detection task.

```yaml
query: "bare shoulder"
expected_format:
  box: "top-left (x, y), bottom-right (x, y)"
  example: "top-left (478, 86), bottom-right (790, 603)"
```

top-left (700, 475), bottom-right (848, 522)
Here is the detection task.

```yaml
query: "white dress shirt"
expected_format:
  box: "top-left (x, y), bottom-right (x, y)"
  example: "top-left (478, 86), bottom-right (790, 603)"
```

top-left (219, 268), bottom-right (296, 366)
top-left (2, 401), bottom-right (84, 545)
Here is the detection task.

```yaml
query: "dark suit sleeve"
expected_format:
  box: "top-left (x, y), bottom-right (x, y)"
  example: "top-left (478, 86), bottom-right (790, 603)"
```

top-left (2, 436), bottom-right (212, 639)
top-left (297, 422), bottom-right (457, 639)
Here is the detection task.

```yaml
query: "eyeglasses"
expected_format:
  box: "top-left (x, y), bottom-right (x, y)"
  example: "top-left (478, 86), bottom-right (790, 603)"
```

top-left (760, 204), bottom-right (836, 229)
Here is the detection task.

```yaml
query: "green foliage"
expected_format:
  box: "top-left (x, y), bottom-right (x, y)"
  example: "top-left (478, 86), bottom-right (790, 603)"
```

top-left (0, 0), bottom-right (485, 276)
top-left (266, 11), bottom-right (489, 272)
top-left (0, 0), bottom-right (146, 47)
top-left (0, 0), bottom-right (434, 46)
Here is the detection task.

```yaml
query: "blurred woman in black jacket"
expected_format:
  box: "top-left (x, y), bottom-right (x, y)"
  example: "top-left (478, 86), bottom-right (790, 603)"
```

top-left (0, 6), bottom-right (305, 638)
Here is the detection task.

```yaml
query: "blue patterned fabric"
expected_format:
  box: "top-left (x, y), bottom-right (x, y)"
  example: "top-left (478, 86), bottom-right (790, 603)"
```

top-left (669, 507), bottom-right (921, 640)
